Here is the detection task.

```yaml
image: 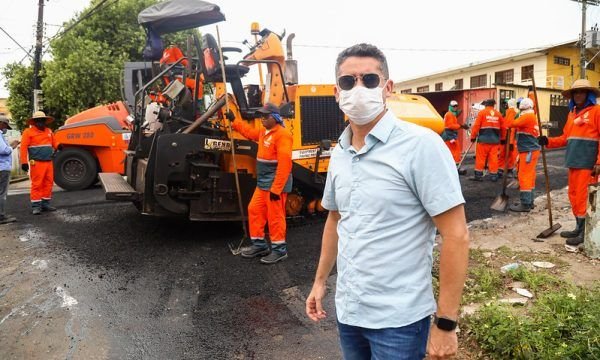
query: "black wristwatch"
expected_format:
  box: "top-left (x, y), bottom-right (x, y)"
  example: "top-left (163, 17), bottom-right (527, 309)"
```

top-left (433, 314), bottom-right (458, 331)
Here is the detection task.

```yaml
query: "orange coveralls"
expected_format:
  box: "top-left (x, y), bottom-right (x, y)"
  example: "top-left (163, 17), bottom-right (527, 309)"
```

top-left (547, 104), bottom-right (600, 219)
top-left (232, 120), bottom-right (293, 243)
top-left (498, 107), bottom-right (518, 172)
top-left (506, 112), bottom-right (540, 192)
top-left (471, 106), bottom-right (505, 175)
top-left (443, 111), bottom-right (462, 164)
top-left (20, 126), bottom-right (57, 204)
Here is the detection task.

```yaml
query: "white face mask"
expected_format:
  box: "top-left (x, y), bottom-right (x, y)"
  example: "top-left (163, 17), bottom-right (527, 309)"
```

top-left (338, 84), bottom-right (386, 125)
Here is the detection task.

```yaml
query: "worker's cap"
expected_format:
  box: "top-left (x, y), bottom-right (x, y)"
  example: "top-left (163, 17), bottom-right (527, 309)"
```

top-left (449, 100), bottom-right (458, 106)
top-left (255, 102), bottom-right (280, 116)
top-left (0, 113), bottom-right (12, 130)
top-left (27, 110), bottom-right (54, 126)
top-left (561, 78), bottom-right (600, 99)
top-left (519, 98), bottom-right (534, 110)
top-left (481, 98), bottom-right (496, 106)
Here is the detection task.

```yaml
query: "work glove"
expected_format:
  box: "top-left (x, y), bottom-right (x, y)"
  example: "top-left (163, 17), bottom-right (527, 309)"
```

top-left (269, 192), bottom-right (280, 201)
top-left (470, 138), bottom-right (477, 143)
top-left (538, 135), bottom-right (549, 146)
top-left (593, 165), bottom-right (600, 177)
top-left (500, 140), bottom-right (506, 145)
top-left (461, 124), bottom-right (470, 130)
top-left (21, 163), bottom-right (29, 172)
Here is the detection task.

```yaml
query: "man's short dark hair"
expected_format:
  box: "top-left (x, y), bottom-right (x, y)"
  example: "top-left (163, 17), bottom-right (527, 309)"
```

top-left (335, 43), bottom-right (389, 79)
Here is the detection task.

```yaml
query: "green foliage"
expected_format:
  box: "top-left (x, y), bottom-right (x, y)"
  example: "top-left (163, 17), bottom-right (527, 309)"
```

top-left (463, 266), bottom-right (504, 303)
top-left (466, 286), bottom-right (600, 359)
top-left (1, 63), bottom-right (34, 130)
top-left (506, 266), bottom-right (565, 293)
top-left (4, 0), bottom-right (195, 128)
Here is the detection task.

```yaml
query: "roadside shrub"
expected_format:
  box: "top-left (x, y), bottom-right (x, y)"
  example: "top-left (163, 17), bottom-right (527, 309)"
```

top-left (465, 285), bottom-right (600, 359)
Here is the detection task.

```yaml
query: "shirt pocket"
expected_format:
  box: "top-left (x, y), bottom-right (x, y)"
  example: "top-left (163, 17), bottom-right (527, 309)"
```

top-left (335, 185), bottom-right (351, 212)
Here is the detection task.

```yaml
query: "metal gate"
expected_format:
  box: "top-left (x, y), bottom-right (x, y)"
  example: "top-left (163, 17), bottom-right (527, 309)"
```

top-left (549, 94), bottom-right (569, 137)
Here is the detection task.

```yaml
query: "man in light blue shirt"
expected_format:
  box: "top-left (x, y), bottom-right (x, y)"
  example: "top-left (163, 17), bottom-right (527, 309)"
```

top-left (0, 114), bottom-right (17, 224)
top-left (306, 44), bottom-right (469, 360)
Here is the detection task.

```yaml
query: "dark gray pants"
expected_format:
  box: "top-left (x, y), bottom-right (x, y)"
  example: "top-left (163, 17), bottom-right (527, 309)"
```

top-left (0, 170), bottom-right (10, 217)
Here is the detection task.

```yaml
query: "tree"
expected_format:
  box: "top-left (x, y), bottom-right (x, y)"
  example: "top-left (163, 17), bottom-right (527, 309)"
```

top-left (3, 0), bottom-right (193, 128)
top-left (1, 63), bottom-right (34, 130)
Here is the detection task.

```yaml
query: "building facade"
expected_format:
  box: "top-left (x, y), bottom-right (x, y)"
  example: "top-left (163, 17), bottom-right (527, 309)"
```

top-left (394, 41), bottom-right (600, 95)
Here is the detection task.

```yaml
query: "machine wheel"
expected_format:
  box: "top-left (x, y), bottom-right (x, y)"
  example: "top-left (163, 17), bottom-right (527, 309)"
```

top-left (53, 148), bottom-right (98, 191)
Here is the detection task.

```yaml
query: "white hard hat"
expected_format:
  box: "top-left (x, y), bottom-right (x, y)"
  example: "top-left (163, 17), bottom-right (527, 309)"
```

top-left (507, 98), bottom-right (517, 109)
top-left (519, 98), bottom-right (534, 110)
top-left (450, 100), bottom-right (458, 106)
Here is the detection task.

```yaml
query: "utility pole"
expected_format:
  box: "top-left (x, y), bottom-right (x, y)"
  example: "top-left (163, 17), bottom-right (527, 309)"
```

top-left (572, 0), bottom-right (600, 79)
top-left (32, 0), bottom-right (45, 112)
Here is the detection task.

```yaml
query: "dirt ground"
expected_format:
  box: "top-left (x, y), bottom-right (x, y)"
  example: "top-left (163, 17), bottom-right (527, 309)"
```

top-left (467, 186), bottom-right (600, 286)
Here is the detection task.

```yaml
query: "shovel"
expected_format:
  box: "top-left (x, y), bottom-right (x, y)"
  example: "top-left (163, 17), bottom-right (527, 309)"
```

top-left (531, 76), bottom-right (561, 239)
top-left (457, 133), bottom-right (475, 174)
top-left (490, 129), bottom-right (512, 211)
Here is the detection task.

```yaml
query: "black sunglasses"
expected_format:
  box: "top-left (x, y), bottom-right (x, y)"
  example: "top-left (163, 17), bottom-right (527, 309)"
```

top-left (337, 73), bottom-right (382, 91)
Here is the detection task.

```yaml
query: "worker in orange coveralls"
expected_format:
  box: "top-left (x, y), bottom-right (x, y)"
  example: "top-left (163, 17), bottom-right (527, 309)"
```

top-left (20, 111), bottom-right (57, 215)
top-left (506, 98), bottom-right (540, 212)
top-left (441, 100), bottom-right (469, 175)
top-left (232, 103), bottom-right (293, 264)
top-left (498, 99), bottom-right (518, 179)
top-left (539, 79), bottom-right (600, 246)
top-left (469, 98), bottom-right (505, 182)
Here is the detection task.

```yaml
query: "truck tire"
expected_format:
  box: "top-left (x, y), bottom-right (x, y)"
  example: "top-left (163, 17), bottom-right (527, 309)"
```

top-left (53, 148), bottom-right (98, 191)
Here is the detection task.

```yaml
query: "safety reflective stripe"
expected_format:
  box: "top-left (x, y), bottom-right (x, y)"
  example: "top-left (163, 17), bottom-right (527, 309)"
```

top-left (567, 136), bottom-right (599, 141)
top-left (517, 131), bottom-right (539, 136)
top-left (28, 145), bottom-right (52, 148)
top-left (480, 126), bottom-right (500, 129)
top-left (257, 158), bottom-right (278, 163)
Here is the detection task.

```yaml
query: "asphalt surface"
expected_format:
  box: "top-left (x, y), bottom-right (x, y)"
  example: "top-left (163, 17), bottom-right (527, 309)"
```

top-left (0, 149), bottom-right (568, 359)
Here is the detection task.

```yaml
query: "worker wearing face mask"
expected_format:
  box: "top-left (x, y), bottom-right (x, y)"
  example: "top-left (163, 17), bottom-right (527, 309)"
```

top-left (306, 43), bottom-right (469, 360)
top-left (20, 111), bottom-right (57, 215)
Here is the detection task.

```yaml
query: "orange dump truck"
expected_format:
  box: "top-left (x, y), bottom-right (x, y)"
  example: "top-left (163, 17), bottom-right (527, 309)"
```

top-left (53, 101), bottom-right (132, 190)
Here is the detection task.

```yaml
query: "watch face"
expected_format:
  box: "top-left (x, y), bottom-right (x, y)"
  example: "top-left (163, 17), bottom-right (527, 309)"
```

top-left (435, 316), bottom-right (457, 331)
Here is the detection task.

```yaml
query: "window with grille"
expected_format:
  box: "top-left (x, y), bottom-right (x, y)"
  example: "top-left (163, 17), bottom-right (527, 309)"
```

top-left (435, 82), bottom-right (443, 91)
top-left (400, 88), bottom-right (412, 94)
top-left (521, 65), bottom-right (534, 81)
top-left (470, 74), bottom-right (487, 88)
top-left (494, 69), bottom-right (514, 84)
top-left (554, 56), bottom-right (570, 66)
top-left (454, 79), bottom-right (463, 90)
top-left (416, 85), bottom-right (429, 93)
top-left (587, 62), bottom-right (596, 71)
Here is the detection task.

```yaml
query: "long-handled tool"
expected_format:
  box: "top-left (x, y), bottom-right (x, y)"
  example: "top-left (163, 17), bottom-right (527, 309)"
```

top-left (457, 130), bottom-right (474, 168)
top-left (531, 76), bottom-right (561, 239)
top-left (490, 129), bottom-right (512, 211)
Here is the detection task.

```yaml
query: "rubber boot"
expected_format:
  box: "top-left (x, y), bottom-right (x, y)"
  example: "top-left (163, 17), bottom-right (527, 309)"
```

top-left (32, 201), bottom-right (41, 215)
top-left (509, 191), bottom-right (533, 212)
top-left (240, 239), bottom-right (270, 258)
top-left (498, 169), bottom-right (504, 178)
top-left (469, 170), bottom-right (484, 182)
top-left (489, 173), bottom-right (499, 182)
top-left (566, 225), bottom-right (585, 246)
top-left (41, 199), bottom-right (57, 212)
top-left (457, 167), bottom-right (467, 176)
top-left (260, 242), bottom-right (288, 264)
top-left (560, 217), bottom-right (585, 238)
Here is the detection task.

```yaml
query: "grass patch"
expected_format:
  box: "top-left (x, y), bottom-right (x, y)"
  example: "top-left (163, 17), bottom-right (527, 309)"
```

top-left (464, 285), bottom-right (600, 359)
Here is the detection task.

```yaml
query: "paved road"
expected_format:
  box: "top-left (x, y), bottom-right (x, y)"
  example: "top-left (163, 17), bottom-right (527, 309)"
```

top-left (0, 150), bottom-right (568, 359)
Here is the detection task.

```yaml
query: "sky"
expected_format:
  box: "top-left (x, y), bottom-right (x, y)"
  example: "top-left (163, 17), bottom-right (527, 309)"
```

top-left (1, 0), bottom-right (599, 98)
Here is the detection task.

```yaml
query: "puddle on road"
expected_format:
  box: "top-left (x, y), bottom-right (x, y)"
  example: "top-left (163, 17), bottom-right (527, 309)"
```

top-left (55, 287), bottom-right (78, 308)
top-left (32, 259), bottom-right (48, 270)
top-left (53, 210), bottom-right (98, 223)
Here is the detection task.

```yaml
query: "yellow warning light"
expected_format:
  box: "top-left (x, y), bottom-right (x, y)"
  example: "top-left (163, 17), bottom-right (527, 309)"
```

top-left (251, 22), bottom-right (260, 35)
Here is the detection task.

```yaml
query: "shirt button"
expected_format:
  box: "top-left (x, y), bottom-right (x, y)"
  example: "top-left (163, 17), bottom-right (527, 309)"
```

top-left (353, 157), bottom-right (359, 162)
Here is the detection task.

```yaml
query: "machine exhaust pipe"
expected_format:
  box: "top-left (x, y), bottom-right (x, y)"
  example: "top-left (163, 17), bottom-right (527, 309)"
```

top-left (284, 33), bottom-right (298, 85)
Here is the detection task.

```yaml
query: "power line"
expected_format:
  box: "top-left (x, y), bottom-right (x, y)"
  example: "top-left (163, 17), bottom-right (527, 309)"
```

top-left (222, 40), bottom-right (548, 53)
top-left (0, 26), bottom-right (33, 59)
top-left (43, 0), bottom-right (117, 46)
